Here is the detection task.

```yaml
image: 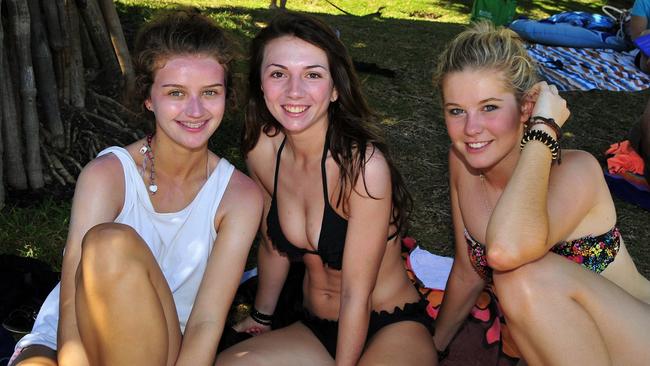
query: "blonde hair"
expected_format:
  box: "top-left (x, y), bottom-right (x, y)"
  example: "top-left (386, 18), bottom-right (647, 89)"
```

top-left (434, 21), bottom-right (538, 103)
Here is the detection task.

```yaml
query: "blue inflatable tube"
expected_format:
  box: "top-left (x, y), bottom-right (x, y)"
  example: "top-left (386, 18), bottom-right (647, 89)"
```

top-left (510, 19), bottom-right (630, 51)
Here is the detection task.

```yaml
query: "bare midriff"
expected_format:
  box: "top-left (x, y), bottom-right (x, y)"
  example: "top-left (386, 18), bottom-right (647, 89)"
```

top-left (301, 238), bottom-right (421, 320)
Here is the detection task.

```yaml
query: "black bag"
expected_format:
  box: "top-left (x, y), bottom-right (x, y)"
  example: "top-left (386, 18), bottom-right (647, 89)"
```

top-left (0, 255), bottom-right (59, 334)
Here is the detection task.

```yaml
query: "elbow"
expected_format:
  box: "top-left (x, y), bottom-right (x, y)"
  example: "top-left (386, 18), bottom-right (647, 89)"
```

top-left (486, 238), bottom-right (547, 272)
top-left (486, 246), bottom-right (523, 271)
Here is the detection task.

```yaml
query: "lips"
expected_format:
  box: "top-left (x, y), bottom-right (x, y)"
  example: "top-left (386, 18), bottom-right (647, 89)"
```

top-left (177, 119), bottom-right (208, 130)
top-left (282, 104), bottom-right (309, 114)
top-left (465, 140), bottom-right (491, 152)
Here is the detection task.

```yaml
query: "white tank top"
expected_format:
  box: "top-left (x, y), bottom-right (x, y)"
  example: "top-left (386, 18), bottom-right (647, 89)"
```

top-left (16, 146), bottom-right (234, 351)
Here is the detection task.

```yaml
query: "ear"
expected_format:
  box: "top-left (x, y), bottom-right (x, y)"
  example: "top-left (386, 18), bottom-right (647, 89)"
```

top-left (519, 94), bottom-right (534, 124)
top-left (144, 99), bottom-right (153, 112)
top-left (330, 87), bottom-right (338, 103)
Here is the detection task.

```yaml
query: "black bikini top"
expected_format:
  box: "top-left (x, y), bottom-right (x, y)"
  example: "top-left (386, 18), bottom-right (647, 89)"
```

top-left (266, 135), bottom-right (348, 270)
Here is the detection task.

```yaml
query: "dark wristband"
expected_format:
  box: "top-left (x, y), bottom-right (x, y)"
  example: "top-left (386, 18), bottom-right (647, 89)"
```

top-left (250, 307), bottom-right (273, 326)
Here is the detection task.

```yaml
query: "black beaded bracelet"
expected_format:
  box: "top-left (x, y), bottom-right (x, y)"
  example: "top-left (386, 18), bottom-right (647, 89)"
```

top-left (520, 128), bottom-right (562, 164)
top-left (250, 307), bottom-right (273, 326)
top-left (526, 115), bottom-right (562, 140)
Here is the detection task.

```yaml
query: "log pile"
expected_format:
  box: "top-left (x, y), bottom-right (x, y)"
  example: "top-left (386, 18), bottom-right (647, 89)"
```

top-left (0, 0), bottom-right (147, 208)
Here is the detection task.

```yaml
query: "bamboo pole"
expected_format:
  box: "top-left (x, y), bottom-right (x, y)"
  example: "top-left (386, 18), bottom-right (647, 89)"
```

top-left (0, 0), bottom-right (5, 208)
top-left (57, 0), bottom-right (71, 104)
top-left (98, 0), bottom-right (135, 98)
top-left (76, 0), bottom-right (122, 83)
top-left (67, 0), bottom-right (85, 108)
top-left (28, 0), bottom-right (65, 148)
top-left (1, 50), bottom-right (28, 190)
top-left (6, 0), bottom-right (44, 189)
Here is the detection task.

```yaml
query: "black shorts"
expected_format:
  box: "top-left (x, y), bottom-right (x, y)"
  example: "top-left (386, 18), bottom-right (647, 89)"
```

top-left (300, 298), bottom-right (434, 358)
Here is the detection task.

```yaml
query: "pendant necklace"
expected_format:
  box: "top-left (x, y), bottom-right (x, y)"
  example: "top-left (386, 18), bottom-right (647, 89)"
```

top-left (139, 134), bottom-right (158, 194)
top-left (139, 134), bottom-right (211, 196)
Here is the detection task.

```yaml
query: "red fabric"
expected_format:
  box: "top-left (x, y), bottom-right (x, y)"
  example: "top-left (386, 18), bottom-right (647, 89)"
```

top-left (605, 140), bottom-right (645, 175)
top-left (401, 238), bottom-right (520, 366)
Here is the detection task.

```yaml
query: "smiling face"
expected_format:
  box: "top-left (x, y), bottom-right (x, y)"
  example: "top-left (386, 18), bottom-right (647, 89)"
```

top-left (442, 68), bottom-right (531, 171)
top-left (260, 36), bottom-right (338, 135)
top-left (145, 54), bottom-right (226, 150)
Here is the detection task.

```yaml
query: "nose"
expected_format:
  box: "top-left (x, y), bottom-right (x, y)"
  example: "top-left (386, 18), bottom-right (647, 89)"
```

top-left (185, 95), bottom-right (205, 117)
top-left (287, 76), bottom-right (304, 98)
top-left (464, 112), bottom-right (483, 136)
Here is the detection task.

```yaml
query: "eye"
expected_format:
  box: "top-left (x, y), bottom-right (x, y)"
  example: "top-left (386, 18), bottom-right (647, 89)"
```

top-left (203, 89), bottom-right (222, 97)
top-left (270, 71), bottom-right (285, 78)
top-left (483, 104), bottom-right (498, 112)
top-left (447, 108), bottom-right (464, 116)
top-left (168, 90), bottom-right (184, 97)
top-left (306, 72), bottom-right (322, 79)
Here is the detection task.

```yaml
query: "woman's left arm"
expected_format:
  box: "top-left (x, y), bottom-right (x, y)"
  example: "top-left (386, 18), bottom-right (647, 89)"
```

top-left (336, 149), bottom-right (393, 366)
top-left (486, 82), bottom-right (586, 271)
top-left (175, 170), bottom-right (263, 366)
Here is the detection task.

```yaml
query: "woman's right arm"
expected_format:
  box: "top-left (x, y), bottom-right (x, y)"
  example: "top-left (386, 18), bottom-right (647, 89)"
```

top-left (432, 149), bottom-right (486, 353)
top-left (57, 155), bottom-right (124, 365)
top-left (233, 143), bottom-right (291, 335)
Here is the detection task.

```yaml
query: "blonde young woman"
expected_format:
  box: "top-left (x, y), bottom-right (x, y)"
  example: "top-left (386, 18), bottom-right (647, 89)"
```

top-left (432, 22), bottom-right (650, 365)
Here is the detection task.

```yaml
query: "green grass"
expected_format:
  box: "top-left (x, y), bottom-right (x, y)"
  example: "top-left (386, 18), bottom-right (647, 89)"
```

top-left (2, 0), bottom-right (649, 278)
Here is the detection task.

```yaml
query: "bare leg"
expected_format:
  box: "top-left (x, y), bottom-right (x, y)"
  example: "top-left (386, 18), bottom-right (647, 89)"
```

top-left (493, 253), bottom-right (650, 366)
top-left (359, 321), bottom-right (436, 366)
top-left (75, 223), bottom-right (182, 366)
top-left (216, 322), bottom-right (333, 366)
top-left (10, 345), bottom-right (57, 366)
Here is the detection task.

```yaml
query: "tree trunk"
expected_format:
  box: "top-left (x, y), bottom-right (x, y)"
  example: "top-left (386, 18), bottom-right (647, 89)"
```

top-left (1, 51), bottom-right (28, 190)
top-left (67, 0), bottom-right (86, 108)
top-left (79, 12), bottom-right (100, 74)
top-left (6, 0), bottom-right (44, 189)
top-left (57, 0), bottom-right (71, 105)
top-left (28, 0), bottom-right (65, 148)
top-left (40, 0), bottom-right (64, 51)
top-left (76, 0), bottom-right (122, 84)
top-left (98, 0), bottom-right (134, 99)
top-left (0, 0), bottom-right (5, 208)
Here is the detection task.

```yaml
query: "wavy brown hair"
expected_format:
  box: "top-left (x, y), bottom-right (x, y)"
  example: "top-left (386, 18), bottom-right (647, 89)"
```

top-left (242, 11), bottom-right (412, 234)
top-left (132, 9), bottom-right (236, 118)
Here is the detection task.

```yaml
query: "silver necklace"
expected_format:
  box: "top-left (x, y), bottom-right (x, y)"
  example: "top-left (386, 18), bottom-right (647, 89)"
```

top-left (140, 134), bottom-right (157, 194)
top-left (139, 135), bottom-right (211, 196)
top-left (479, 173), bottom-right (493, 215)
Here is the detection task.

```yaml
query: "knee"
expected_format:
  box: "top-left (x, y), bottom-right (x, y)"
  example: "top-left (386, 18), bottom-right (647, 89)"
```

top-left (215, 349), bottom-right (267, 366)
top-left (79, 223), bottom-right (144, 282)
top-left (492, 255), bottom-right (562, 320)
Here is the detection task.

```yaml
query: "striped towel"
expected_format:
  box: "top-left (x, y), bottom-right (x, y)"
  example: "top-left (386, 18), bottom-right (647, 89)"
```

top-left (527, 43), bottom-right (650, 91)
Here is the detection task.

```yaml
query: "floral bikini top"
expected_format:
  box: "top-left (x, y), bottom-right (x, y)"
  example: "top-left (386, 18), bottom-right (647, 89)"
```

top-left (465, 227), bottom-right (621, 282)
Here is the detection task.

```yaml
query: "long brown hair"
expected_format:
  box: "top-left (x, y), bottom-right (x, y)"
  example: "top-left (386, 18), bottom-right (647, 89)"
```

top-left (242, 11), bottom-right (412, 234)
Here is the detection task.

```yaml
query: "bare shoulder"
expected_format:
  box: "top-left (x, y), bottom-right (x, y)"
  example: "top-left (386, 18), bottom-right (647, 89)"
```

top-left (550, 149), bottom-right (603, 183)
top-left (355, 144), bottom-right (391, 198)
top-left (245, 130), bottom-right (284, 191)
top-left (218, 169), bottom-right (264, 220)
top-left (78, 153), bottom-right (124, 193)
top-left (73, 152), bottom-right (125, 220)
